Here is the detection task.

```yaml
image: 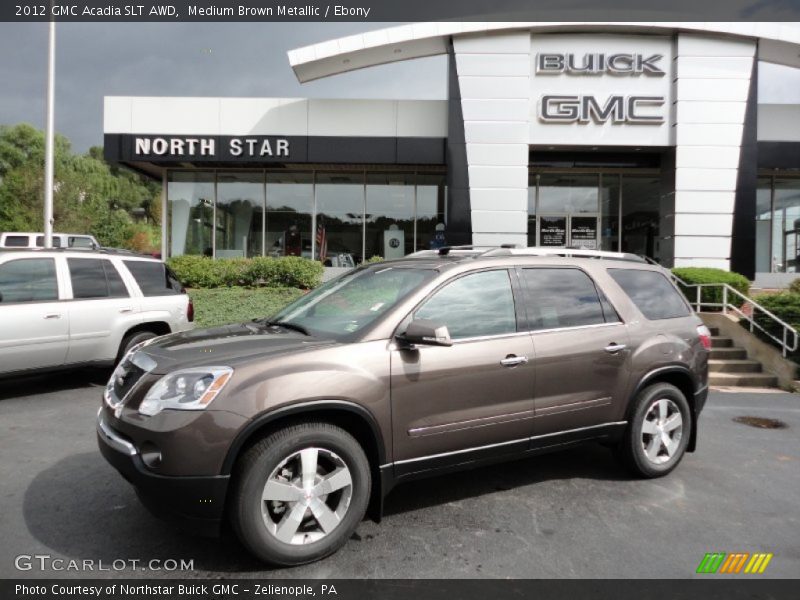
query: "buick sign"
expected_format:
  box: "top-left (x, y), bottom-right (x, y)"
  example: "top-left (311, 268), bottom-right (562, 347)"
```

top-left (536, 53), bottom-right (665, 76)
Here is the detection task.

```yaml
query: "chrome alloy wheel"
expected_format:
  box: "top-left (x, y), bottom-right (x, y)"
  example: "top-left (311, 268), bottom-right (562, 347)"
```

top-left (641, 398), bottom-right (684, 465)
top-left (261, 447), bottom-right (353, 545)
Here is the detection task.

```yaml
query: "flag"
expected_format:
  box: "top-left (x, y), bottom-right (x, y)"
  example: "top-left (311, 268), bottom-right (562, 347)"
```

top-left (316, 219), bottom-right (327, 263)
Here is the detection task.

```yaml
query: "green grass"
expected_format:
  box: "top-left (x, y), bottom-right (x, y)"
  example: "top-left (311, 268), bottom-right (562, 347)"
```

top-left (188, 287), bottom-right (304, 329)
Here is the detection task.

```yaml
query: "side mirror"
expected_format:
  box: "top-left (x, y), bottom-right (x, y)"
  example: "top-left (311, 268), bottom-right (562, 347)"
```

top-left (396, 319), bottom-right (452, 348)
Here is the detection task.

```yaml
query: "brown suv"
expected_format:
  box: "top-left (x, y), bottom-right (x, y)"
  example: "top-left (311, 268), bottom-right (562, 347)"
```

top-left (97, 247), bottom-right (710, 566)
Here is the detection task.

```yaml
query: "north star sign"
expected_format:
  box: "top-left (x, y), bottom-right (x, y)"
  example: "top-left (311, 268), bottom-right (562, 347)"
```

top-left (536, 52), bottom-right (666, 124)
top-left (133, 136), bottom-right (290, 158)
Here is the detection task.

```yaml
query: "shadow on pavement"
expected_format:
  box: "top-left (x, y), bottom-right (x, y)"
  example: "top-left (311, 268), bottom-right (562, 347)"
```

top-left (383, 443), bottom-right (631, 517)
top-left (23, 443), bottom-right (631, 574)
top-left (0, 369), bottom-right (109, 402)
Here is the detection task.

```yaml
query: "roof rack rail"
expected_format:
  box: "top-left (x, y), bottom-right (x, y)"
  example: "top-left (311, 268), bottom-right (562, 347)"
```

top-left (480, 246), bottom-right (647, 263)
top-left (0, 246), bottom-right (156, 258)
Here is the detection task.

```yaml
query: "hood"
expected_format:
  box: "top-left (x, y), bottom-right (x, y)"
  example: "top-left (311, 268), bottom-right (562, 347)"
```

top-left (139, 322), bottom-right (337, 373)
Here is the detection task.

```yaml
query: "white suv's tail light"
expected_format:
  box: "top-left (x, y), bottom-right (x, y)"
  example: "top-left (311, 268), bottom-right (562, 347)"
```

top-left (697, 325), bottom-right (712, 351)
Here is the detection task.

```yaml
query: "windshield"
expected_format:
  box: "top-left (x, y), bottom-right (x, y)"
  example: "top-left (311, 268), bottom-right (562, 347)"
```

top-left (267, 265), bottom-right (436, 340)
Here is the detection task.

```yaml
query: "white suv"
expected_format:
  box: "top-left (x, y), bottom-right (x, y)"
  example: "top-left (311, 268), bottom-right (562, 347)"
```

top-left (0, 248), bottom-right (194, 377)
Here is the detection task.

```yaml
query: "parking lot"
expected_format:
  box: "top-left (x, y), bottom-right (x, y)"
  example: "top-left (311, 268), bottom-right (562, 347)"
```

top-left (0, 369), bottom-right (798, 579)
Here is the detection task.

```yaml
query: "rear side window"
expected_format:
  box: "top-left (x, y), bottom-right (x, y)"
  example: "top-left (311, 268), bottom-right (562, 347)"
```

top-left (35, 236), bottom-right (62, 247)
top-left (3, 235), bottom-right (29, 247)
top-left (521, 268), bottom-right (609, 330)
top-left (608, 269), bottom-right (691, 320)
top-left (68, 258), bottom-right (129, 299)
top-left (0, 258), bottom-right (58, 302)
top-left (69, 236), bottom-right (94, 248)
top-left (124, 260), bottom-right (183, 297)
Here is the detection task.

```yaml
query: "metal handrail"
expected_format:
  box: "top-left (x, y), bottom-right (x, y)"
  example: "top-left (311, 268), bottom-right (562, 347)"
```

top-left (670, 274), bottom-right (799, 357)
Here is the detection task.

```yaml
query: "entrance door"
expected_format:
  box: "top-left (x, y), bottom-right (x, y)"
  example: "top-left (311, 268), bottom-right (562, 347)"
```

top-left (538, 215), bottom-right (599, 249)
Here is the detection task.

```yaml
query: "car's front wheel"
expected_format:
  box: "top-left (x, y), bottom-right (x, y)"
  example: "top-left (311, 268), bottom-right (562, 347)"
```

top-left (617, 382), bottom-right (692, 478)
top-left (229, 422), bottom-right (371, 566)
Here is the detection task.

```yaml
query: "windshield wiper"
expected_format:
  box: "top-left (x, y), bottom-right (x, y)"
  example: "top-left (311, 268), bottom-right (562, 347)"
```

top-left (265, 320), bottom-right (310, 336)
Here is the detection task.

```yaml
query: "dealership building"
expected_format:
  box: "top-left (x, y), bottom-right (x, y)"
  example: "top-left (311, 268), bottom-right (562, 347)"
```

top-left (103, 22), bottom-right (800, 282)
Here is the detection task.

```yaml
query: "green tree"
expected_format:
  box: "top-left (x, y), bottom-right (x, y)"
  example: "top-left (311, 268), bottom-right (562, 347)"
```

top-left (0, 123), bottom-right (160, 249)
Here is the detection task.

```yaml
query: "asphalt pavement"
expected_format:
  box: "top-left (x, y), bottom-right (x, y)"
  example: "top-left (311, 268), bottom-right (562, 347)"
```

top-left (0, 369), bottom-right (797, 579)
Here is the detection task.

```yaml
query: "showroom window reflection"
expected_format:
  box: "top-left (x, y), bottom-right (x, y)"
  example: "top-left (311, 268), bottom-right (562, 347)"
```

top-left (167, 170), bottom-right (447, 265)
top-left (756, 175), bottom-right (800, 273)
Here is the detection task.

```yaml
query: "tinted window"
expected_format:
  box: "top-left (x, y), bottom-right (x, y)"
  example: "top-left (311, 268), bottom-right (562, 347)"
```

top-left (103, 261), bottom-right (129, 297)
top-left (521, 268), bottom-right (607, 330)
top-left (35, 236), bottom-right (61, 247)
top-left (68, 258), bottom-right (123, 299)
top-left (608, 269), bottom-right (691, 320)
top-left (415, 270), bottom-right (517, 339)
top-left (0, 258), bottom-right (58, 303)
top-left (69, 236), bottom-right (94, 248)
top-left (4, 236), bottom-right (29, 247)
top-left (124, 260), bottom-right (182, 296)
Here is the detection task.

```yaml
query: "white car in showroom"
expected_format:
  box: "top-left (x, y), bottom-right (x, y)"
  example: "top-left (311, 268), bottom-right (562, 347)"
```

top-left (0, 248), bottom-right (194, 377)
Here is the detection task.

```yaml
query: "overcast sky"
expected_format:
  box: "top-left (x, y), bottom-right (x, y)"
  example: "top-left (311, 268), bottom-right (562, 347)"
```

top-left (1, 22), bottom-right (799, 153)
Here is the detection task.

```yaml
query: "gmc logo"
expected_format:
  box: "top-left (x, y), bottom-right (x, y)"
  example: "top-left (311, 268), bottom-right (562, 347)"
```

top-left (539, 95), bottom-right (665, 124)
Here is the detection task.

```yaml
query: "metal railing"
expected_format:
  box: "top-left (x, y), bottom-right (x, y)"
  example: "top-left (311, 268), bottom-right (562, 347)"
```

top-left (670, 274), bottom-right (799, 357)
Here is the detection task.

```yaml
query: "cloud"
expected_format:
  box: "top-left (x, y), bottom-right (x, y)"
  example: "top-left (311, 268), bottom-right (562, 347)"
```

top-left (0, 22), bottom-right (445, 152)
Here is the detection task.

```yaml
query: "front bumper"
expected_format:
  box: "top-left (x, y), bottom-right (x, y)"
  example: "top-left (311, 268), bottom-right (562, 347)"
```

top-left (96, 410), bottom-right (229, 536)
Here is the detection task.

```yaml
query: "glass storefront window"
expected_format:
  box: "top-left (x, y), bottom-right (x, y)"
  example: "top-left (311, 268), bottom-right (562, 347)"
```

top-left (215, 172), bottom-right (264, 258)
top-left (755, 177), bottom-right (772, 273)
top-left (315, 172), bottom-right (365, 266)
top-left (416, 173), bottom-right (447, 251)
top-left (772, 178), bottom-right (800, 273)
top-left (600, 174), bottom-right (620, 252)
top-left (527, 175), bottom-right (537, 246)
top-left (168, 171), bottom-right (214, 257)
top-left (620, 176), bottom-right (660, 261)
top-left (537, 174), bottom-right (599, 214)
top-left (266, 172), bottom-right (314, 259)
top-left (366, 173), bottom-right (415, 260)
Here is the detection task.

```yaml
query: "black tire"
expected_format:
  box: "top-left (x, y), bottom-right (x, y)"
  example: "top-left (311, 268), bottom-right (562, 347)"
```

top-left (229, 422), bottom-right (371, 566)
top-left (617, 383), bottom-right (692, 478)
top-left (117, 330), bottom-right (157, 363)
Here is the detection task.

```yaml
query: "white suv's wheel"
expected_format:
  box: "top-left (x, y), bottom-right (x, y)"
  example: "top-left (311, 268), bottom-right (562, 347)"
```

top-left (230, 422), bottom-right (371, 566)
top-left (617, 383), bottom-right (692, 478)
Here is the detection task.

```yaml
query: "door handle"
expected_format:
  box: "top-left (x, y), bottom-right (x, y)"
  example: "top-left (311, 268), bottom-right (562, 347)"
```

top-left (43, 313), bottom-right (61, 319)
top-left (119, 307), bottom-right (134, 314)
top-left (604, 343), bottom-right (626, 353)
top-left (500, 355), bottom-right (529, 367)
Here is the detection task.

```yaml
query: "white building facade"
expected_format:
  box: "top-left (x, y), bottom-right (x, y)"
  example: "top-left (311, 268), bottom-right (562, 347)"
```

top-left (104, 22), bottom-right (800, 281)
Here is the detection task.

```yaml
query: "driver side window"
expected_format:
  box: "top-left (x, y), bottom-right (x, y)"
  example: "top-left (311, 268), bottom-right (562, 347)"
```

top-left (415, 270), bottom-right (517, 340)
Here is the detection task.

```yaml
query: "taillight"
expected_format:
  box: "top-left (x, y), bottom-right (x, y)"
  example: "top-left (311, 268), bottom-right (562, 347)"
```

top-left (697, 325), bottom-right (712, 350)
top-left (187, 298), bottom-right (194, 322)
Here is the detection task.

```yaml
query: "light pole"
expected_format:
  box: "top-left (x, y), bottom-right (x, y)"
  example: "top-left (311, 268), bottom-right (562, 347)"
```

top-left (43, 15), bottom-right (56, 248)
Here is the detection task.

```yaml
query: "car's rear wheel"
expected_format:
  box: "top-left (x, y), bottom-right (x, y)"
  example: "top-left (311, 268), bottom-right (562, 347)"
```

top-left (117, 330), bottom-right (157, 364)
top-left (617, 383), bottom-right (692, 478)
top-left (230, 422), bottom-right (371, 566)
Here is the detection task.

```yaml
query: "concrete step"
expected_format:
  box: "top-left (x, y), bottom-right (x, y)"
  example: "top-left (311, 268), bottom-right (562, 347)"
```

top-left (710, 347), bottom-right (747, 360)
top-left (711, 336), bottom-right (733, 348)
top-left (709, 372), bottom-right (779, 388)
top-left (708, 359), bottom-right (763, 373)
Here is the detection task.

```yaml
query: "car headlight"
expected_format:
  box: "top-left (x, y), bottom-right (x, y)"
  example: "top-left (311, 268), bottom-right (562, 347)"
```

top-left (138, 367), bottom-right (233, 416)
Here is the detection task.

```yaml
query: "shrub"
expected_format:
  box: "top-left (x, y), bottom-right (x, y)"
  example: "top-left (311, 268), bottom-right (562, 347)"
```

top-left (788, 278), bottom-right (800, 295)
top-left (366, 255), bottom-right (384, 263)
top-left (671, 267), bottom-right (750, 308)
top-left (750, 292), bottom-right (800, 359)
top-left (167, 255), bottom-right (323, 289)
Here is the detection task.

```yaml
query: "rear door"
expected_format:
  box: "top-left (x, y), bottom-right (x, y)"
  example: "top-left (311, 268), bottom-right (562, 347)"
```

top-left (64, 257), bottom-right (140, 363)
top-left (390, 268), bottom-right (536, 471)
top-left (0, 256), bottom-right (69, 373)
top-left (121, 259), bottom-right (191, 332)
top-left (519, 267), bottom-right (631, 436)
